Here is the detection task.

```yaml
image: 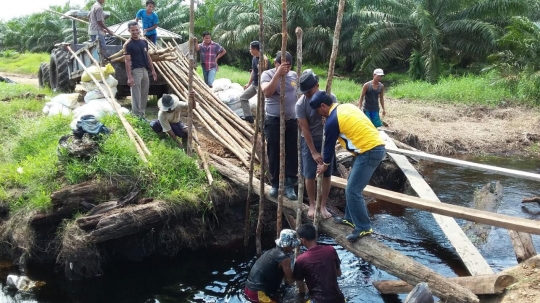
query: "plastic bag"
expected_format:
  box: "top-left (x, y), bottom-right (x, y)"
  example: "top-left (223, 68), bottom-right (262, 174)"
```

top-left (212, 78), bottom-right (232, 92)
top-left (81, 63), bottom-right (115, 82)
top-left (80, 75), bottom-right (118, 91)
top-left (84, 87), bottom-right (117, 102)
top-left (48, 103), bottom-right (71, 116)
top-left (51, 93), bottom-right (79, 109)
top-left (217, 88), bottom-right (241, 105)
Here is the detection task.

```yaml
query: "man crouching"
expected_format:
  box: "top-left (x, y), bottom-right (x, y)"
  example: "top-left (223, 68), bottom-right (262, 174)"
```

top-left (150, 94), bottom-right (189, 149)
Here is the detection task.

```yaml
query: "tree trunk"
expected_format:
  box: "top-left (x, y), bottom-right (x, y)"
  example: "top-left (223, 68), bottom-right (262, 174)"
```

top-left (508, 230), bottom-right (537, 263)
top-left (373, 274), bottom-right (516, 295)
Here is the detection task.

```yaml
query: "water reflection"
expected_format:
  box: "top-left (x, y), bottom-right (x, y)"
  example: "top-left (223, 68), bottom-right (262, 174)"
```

top-left (1, 156), bottom-right (539, 302)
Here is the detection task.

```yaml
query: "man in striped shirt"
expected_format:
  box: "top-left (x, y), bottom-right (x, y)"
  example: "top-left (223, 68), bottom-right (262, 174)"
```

top-left (195, 31), bottom-right (227, 88)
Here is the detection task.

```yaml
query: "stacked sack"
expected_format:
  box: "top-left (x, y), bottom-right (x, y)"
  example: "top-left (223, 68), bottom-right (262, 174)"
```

top-left (42, 93), bottom-right (80, 116)
top-left (212, 78), bottom-right (258, 118)
top-left (70, 64), bottom-right (129, 130)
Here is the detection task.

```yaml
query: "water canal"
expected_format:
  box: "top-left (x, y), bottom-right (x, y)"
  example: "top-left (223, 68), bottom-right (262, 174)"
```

top-left (1, 156), bottom-right (539, 303)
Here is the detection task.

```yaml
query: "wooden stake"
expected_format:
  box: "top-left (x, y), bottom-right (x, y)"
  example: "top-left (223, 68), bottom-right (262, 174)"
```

top-left (508, 230), bottom-right (537, 263)
top-left (295, 27), bottom-right (304, 242)
top-left (187, 0), bottom-right (195, 156)
top-left (255, 0), bottom-right (265, 256)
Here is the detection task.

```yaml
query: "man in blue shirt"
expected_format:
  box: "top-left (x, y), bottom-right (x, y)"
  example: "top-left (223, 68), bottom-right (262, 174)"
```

top-left (135, 0), bottom-right (159, 45)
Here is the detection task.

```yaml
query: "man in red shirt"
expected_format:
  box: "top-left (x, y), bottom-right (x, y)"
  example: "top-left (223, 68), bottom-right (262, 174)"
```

top-left (294, 224), bottom-right (345, 303)
top-left (195, 31), bottom-right (227, 88)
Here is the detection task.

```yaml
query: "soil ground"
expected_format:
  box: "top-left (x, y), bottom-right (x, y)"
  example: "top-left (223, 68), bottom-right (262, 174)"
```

top-left (0, 72), bottom-right (39, 86)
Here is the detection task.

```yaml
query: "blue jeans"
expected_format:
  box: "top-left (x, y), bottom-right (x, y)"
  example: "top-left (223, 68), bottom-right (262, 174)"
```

top-left (90, 33), bottom-right (107, 48)
top-left (203, 68), bottom-right (217, 87)
top-left (344, 145), bottom-right (386, 232)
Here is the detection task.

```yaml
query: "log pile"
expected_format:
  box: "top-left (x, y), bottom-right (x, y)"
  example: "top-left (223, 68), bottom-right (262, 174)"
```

top-left (147, 39), bottom-right (255, 168)
top-left (109, 46), bottom-right (178, 63)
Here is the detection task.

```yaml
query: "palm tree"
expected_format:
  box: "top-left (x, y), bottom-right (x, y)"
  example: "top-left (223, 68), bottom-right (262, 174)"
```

top-left (356, 0), bottom-right (528, 82)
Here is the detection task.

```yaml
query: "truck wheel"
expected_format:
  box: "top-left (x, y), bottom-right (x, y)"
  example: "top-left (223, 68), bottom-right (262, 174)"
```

top-left (50, 49), bottom-right (72, 93)
top-left (38, 62), bottom-right (50, 89)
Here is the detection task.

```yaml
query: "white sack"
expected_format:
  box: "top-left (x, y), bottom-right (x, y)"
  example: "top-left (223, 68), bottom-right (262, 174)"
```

top-left (51, 93), bottom-right (79, 109)
top-left (212, 78), bottom-right (232, 92)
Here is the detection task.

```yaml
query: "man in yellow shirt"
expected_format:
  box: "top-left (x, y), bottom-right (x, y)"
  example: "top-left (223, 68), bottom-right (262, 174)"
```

top-left (310, 91), bottom-right (386, 241)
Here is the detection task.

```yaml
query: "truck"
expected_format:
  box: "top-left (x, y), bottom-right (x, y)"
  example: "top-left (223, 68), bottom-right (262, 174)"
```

top-left (38, 10), bottom-right (182, 98)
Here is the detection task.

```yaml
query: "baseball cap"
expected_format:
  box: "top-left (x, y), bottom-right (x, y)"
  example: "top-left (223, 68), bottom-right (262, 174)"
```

top-left (373, 68), bottom-right (384, 76)
top-left (308, 91), bottom-right (332, 109)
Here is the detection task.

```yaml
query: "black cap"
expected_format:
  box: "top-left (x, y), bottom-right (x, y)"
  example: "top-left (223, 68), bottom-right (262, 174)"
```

top-left (297, 69), bottom-right (319, 94)
top-left (250, 41), bottom-right (260, 50)
top-left (309, 91), bottom-right (332, 109)
top-left (275, 51), bottom-right (293, 66)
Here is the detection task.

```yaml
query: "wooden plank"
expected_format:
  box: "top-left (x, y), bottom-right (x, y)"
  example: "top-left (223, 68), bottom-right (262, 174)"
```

top-left (384, 146), bottom-right (540, 182)
top-left (403, 283), bottom-right (434, 303)
top-left (209, 155), bottom-right (479, 303)
top-left (508, 230), bottom-right (537, 263)
top-left (373, 274), bottom-right (516, 295)
top-left (380, 132), bottom-right (493, 275)
top-left (330, 179), bottom-right (540, 235)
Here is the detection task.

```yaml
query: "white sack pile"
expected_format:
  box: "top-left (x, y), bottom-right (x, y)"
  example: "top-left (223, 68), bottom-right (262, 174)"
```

top-left (212, 78), bottom-right (257, 118)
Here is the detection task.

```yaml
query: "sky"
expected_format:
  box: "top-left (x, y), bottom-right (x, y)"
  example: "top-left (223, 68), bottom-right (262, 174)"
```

top-left (2, 0), bottom-right (88, 22)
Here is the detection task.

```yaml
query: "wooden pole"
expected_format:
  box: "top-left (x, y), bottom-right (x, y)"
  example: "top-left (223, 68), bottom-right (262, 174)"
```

top-left (384, 147), bottom-right (540, 182)
top-left (83, 49), bottom-right (151, 156)
top-left (186, 0), bottom-right (195, 156)
top-left (255, 0), bottom-right (265, 256)
top-left (276, 0), bottom-right (288, 238)
top-left (373, 274), bottom-right (516, 295)
top-left (508, 230), bottom-right (537, 263)
top-left (66, 46), bottom-right (148, 162)
top-left (295, 27), bottom-right (304, 243)
top-left (330, 176), bottom-right (540, 235)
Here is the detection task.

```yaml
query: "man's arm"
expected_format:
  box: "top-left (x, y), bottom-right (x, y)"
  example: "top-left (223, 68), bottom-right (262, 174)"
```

top-left (125, 54), bottom-right (133, 87)
top-left (167, 129), bottom-right (184, 149)
top-left (358, 83), bottom-right (368, 108)
top-left (216, 48), bottom-right (227, 61)
top-left (146, 45), bottom-right (158, 81)
top-left (380, 85), bottom-right (386, 116)
top-left (262, 64), bottom-right (289, 97)
top-left (298, 118), bottom-right (322, 164)
top-left (280, 258), bottom-right (295, 285)
top-left (244, 71), bottom-right (254, 89)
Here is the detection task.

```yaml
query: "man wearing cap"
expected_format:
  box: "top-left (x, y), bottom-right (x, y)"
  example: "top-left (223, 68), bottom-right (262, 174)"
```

top-left (261, 51), bottom-right (298, 200)
top-left (244, 229), bottom-right (298, 303)
top-left (296, 69), bottom-right (336, 219)
top-left (150, 93), bottom-right (189, 149)
top-left (310, 91), bottom-right (386, 241)
top-left (294, 223), bottom-right (345, 303)
top-left (358, 68), bottom-right (386, 127)
top-left (240, 41), bottom-right (269, 123)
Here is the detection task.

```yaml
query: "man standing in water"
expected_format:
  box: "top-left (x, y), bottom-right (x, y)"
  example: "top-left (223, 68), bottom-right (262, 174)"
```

top-left (135, 0), bottom-right (159, 45)
top-left (310, 91), bottom-right (385, 241)
top-left (195, 31), bottom-right (227, 88)
top-left (244, 229), bottom-right (298, 303)
top-left (294, 223), bottom-right (345, 303)
top-left (124, 21), bottom-right (157, 119)
top-left (358, 68), bottom-right (386, 127)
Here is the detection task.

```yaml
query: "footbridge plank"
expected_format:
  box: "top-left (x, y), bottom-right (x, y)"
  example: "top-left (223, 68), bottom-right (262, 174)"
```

top-left (378, 131), bottom-right (493, 275)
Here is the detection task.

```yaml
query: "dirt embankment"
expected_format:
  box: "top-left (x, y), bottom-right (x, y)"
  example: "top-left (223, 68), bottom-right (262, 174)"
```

top-left (384, 98), bottom-right (540, 156)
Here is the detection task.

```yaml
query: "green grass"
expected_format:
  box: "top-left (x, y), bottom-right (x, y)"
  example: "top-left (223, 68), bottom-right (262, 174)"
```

top-left (0, 52), bottom-right (49, 75)
top-left (0, 82), bottom-right (217, 213)
top-left (387, 73), bottom-right (513, 105)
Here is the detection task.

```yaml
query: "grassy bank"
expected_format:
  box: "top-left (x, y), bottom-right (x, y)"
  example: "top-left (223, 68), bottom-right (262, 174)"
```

top-left (0, 82), bottom-right (219, 213)
top-left (203, 65), bottom-right (517, 106)
top-left (0, 52), bottom-right (49, 75)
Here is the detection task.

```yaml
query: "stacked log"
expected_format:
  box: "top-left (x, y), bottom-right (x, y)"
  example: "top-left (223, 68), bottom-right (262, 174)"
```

top-left (109, 46), bottom-right (178, 63)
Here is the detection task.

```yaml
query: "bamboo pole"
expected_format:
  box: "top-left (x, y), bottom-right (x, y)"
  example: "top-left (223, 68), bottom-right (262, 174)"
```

top-left (44, 8), bottom-right (127, 42)
top-left (186, 0), bottom-right (196, 156)
top-left (255, 0), bottom-right (265, 256)
top-left (276, 0), bottom-right (288, 239)
top-left (295, 27), bottom-right (304, 240)
top-left (83, 49), bottom-right (151, 156)
top-left (192, 129), bottom-right (213, 186)
top-left (66, 46), bottom-right (147, 162)
top-left (325, 0), bottom-right (346, 94)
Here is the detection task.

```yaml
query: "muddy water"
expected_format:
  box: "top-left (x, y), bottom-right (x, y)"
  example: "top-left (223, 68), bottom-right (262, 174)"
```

top-left (1, 156), bottom-right (540, 303)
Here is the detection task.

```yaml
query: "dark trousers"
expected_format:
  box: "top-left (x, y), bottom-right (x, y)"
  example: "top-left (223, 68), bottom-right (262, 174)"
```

top-left (264, 116), bottom-right (298, 188)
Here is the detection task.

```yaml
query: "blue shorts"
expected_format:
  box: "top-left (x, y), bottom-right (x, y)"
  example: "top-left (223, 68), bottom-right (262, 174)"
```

top-left (301, 138), bottom-right (334, 179)
top-left (150, 120), bottom-right (187, 138)
top-left (363, 110), bottom-right (383, 127)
